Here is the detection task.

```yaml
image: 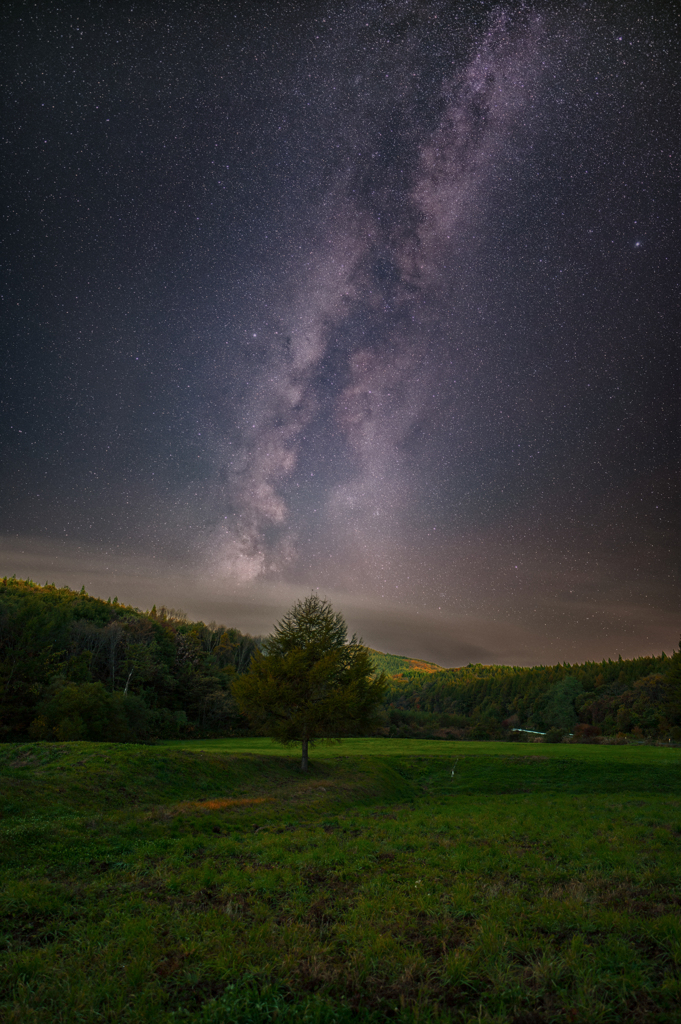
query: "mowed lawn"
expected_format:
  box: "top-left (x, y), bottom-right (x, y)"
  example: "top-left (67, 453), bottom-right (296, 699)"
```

top-left (1, 739), bottom-right (680, 1023)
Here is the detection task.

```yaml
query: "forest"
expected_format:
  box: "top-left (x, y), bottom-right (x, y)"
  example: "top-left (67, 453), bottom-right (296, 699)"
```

top-left (1, 577), bottom-right (679, 744)
top-left (373, 650), bottom-right (681, 742)
top-left (0, 577), bottom-right (258, 743)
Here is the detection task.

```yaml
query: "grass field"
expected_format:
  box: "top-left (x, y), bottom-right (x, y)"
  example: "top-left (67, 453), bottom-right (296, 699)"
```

top-left (1, 739), bottom-right (680, 1023)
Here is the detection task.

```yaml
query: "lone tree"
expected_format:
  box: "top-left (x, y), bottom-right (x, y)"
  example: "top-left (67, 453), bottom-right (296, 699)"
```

top-left (232, 594), bottom-right (386, 771)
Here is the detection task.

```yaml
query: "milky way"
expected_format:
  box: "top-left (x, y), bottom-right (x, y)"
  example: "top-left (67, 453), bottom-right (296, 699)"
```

top-left (2, 2), bottom-right (679, 664)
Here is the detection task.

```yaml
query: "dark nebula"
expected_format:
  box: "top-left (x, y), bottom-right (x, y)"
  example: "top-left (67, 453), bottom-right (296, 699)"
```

top-left (2, 1), bottom-right (679, 664)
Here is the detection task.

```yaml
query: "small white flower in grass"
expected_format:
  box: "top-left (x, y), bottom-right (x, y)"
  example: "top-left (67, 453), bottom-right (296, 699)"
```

top-left (414, 879), bottom-right (422, 887)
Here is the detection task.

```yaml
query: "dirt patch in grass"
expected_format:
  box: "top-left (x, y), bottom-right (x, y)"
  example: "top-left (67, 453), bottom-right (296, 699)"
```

top-left (401, 922), bottom-right (470, 960)
top-left (174, 796), bottom-right (273, 813)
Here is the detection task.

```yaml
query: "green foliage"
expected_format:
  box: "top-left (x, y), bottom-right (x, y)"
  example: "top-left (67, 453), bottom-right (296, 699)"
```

top-left (0, 577), bottom-right (258, 743)
top-left (233, 596), bottom-right (386, 769)
top-left (29, 681), bottom-right (152, 742)
top-left (540, 675), bottom-right (582, 732)
top-left (381, 650), bottom-right (679, 740)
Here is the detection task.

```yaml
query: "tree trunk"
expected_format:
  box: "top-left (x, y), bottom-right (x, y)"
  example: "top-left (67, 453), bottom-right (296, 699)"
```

top-left (301, 735), bottom-right (309, 772)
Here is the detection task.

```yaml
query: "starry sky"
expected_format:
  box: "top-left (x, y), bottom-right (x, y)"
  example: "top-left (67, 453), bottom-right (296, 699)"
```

top-left (2, 1), bottom-right (679, 665)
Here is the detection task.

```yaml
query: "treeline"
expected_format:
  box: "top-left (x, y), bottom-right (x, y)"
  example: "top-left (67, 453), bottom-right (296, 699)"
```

top-left (0, 577), bottom-right (258, 742)
top-left (376, 652), bottom-right (681, 742)
top-left (2, 577), bottom-right (679, 744)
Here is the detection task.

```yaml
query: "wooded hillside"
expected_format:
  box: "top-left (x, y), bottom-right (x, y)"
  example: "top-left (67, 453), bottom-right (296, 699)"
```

top-left (376, 650), bottom-right (681, 741)
top-left (0, 577), bottom-right (257, 742)
top-left (1, 577), bottom-right (679, 743)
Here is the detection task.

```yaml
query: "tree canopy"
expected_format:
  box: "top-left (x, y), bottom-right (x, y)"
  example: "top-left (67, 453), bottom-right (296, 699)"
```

top-left (0, 577), bottom-right (258, 742)
top-left (232, 594), bottom-right (386, 770)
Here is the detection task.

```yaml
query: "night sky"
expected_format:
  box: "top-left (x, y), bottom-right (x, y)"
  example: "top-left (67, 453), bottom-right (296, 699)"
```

top-left (2, 1), bottom-right (679, 665)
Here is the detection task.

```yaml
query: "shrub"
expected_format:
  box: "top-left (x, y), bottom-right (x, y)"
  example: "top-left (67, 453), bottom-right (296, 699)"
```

top-left (573, 723), bottom-right (601, 743)
top-left (29, 680), bottom-right (154, 742)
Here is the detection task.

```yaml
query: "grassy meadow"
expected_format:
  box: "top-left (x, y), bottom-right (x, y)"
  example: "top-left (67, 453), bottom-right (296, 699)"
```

top-left (1, 738), bottom-right (680, 1022)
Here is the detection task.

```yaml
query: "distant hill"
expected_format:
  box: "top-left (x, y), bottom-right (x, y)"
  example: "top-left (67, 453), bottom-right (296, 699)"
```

top-left (368, 649), bottom-right (443, 678)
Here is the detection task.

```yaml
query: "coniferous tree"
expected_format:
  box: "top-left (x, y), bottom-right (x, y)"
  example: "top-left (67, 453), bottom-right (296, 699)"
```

top-left (233, 595), bottom-right (386, 770)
